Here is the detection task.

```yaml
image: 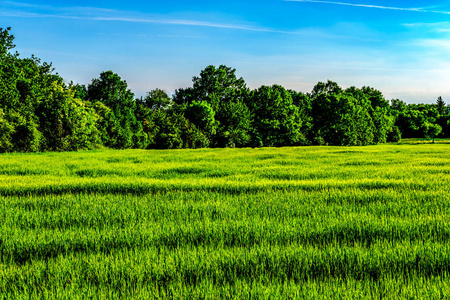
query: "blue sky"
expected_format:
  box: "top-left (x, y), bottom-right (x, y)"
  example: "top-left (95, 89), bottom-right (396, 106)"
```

top-left (2, 0), bottom-right (450, 103)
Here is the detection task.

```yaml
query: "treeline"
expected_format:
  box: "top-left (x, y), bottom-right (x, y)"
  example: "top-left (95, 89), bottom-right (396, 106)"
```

top-left (1, 27), bottom-right (449, 152)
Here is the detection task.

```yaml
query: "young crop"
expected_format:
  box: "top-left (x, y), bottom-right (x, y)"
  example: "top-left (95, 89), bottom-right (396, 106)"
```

top-left (1, 144), bottom-right (450, 298)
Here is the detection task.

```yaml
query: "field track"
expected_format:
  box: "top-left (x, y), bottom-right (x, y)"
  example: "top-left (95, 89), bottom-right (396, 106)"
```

top-left (1, 144), bottom-right (450, 298)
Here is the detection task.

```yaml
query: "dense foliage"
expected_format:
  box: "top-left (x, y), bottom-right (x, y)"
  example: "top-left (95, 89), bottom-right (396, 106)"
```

top-left (1, 27), bottom-right (449, 152)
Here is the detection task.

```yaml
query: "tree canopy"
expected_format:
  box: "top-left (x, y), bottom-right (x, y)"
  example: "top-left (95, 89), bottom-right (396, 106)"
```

top-left (1, 28), bottom-right (449, 153)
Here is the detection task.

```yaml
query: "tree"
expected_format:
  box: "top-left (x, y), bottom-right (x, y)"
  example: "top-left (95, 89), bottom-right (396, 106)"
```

top-left (423, 122), bottom-right (442, 143)
top-left (311, 81), bottom-right (375, 146)
top-left (348, 86), bottom-right (394, 144)
top-left (35, 81), bottom-right (100, 151)
top-left (91, 101), bottom-right (120, 148)
top-left (248, 85), bottom-right (303, 147)
top-left (436, 96), bottom-right (446, 116)
top-left (214, 99), bottom-right (251, 147)
top-left (191, 65), bottom-right (248, 109)
top-left (69, 82), bottom-right (88, 100)
top-left (145, 109), bottom-right (208, 149)
top-left (87, 71), bottom-right (145, 148)
top-left (138, 88), bottom-right (171, 110)
top-left (173, 65), bottom-right (252, 147)
top-left (184, 100), bottom-right (217, 143)
top-left (387, 126), bottom-right (402, 143)
top-left (309, 80), bottom-right (342, 99)
top-left (394, 103), bottom-right (440, 139)
top-left (0, 27), bottom-right (15, 58)
top-left (87, 71), bottom-right (135, 111)
top-left (0, 108), bottom-right (14, 152)
top-left (64, 93), bottom-right (100, 150)
top-left (391, 99), bottom-right (407, 113)
top-left (289, 90), bottom-right (313, 143)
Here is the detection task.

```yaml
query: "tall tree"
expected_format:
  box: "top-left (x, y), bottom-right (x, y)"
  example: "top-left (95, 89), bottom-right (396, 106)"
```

top-left (138, 88), bottom-right (171, 110)
top-left (289, 90), bottom-right (313, 143)
top-left (173, 65), bottom-right (252, 147)
top-left (87, 71), bottom-right (146, 148)
top-left (436, 96), bottom-right (446, 116)
top-left (248, 85), bottom-right (303, 147)
top-left (311, 81), bottom-right (375, 146)
top-left (0, 27), bottom-right (15, 58)
top-left (348, 86), bottom-right (395, 144)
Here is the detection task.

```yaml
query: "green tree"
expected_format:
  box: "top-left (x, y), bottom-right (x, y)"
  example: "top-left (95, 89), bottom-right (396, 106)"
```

top-left (0, 27), bottom-right (15, 58)
top-left (138, 88), bottom-right (171, 110)
top-left (436, 96), bottom-right (446, 116)
top-left (214, 99), bottom-right (251, 147)
top-left (91, 101), bottom-right (120, 147)
top-left (69, 82), bottom-right (88, 100)
top-left (394, 104), bottom-right (440, 138)
top-left (311, 81), bottom-right (375, 146)
top-left (184, 100), bottom-right (217, 142)
top-left (423, 122), bottom-right (442, 143)
top-left (391, 99), bottom-right (407, 113)
top-left (248, 85), bottom-right (303, 147)
top-left (348, 86), bottom-right (394, 144)
top-left (435, 97), bottom-right (449, 137)
top-left (173, 65), bottom-right (252, 147)
top-left (87, 71), bottom-right (146, 148)
top-left (289, 90), bottom-right (313, 143)
top-left (64, 93), bottom-right (100, 150)
top-left (0, 108), bottom-right (14, 152)
top-left (191, 65), bottom-right (248, 109)
top-left (36, 81), bottom-right (100, 151)
top-left (9, 111), bottom-right (42, 152)
top-left (146, 109), bottom-right (208, 149)
top-left (309, 80), bottom-right (343, 99)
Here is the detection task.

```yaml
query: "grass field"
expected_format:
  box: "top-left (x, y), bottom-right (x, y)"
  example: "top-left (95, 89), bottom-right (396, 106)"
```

top-left (1, 144), bottom-right (450, 299)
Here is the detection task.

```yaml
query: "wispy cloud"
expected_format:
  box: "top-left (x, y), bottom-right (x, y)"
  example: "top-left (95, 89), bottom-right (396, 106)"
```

top-left (0, 1), bottom-right (288, 33)
top-left (83, 16), bottom-right (289, 33)
top-left (403, 22), bottom-right (450, 33)
top-left (285, 0), bottom-right (450, 15)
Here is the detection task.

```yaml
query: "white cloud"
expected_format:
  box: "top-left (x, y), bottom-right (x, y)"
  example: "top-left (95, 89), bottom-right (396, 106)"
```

top-left (285, 0), bottom-right (450, 15)
top-left (0, 1), bottom-right (288, 33)
top-left (403, 22), bottom-right (450, 33)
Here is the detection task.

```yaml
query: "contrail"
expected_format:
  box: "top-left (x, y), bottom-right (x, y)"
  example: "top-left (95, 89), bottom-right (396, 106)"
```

top-left (285, 0), bottom-right (450, 15)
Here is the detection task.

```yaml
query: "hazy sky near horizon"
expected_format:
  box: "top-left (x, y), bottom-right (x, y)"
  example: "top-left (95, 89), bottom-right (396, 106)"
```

top-left (2, 0), bottom-right (450, 103)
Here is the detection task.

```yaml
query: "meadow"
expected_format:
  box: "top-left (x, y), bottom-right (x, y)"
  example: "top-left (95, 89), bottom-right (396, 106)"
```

top-left (1, 143), bottom-right (450, 299)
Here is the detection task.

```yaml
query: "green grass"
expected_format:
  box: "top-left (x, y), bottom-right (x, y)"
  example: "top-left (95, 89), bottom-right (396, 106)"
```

top-left (1, 144), bottom-right (450, 299)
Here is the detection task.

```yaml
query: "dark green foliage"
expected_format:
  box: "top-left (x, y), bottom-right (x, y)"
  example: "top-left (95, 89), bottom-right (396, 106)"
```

top-left (311, 82), bottom-right (376, 146)
top-left (214, 99), bottom-right (251, 147)
top-left (87, 71), bottom-right (145, 149)
top-left (359, 86), bottom-right (394, 144)
top-left (191, 65), bottom-right (249, 110)
top-left (144, 109), bottom-right (208, 149)
top-left (436, 96), bottom-right (446, 116)
top-left (9, 111), bottom-right (42, 152)
top-left (0, 28), bottom-right (98, 152)
top-left (138, 88), bottom-right (171, 110)
top-left (174, 65), bottom-right (252, 148)
top-left (0, 108), bottom-right (14, 152)
top-left (387, 126), bottom-right (402, 143)
top-left (0, 27), bottom-right (15, 57)
top-left (423, 122), bottom-right (442, 143)
top-left (69, 82), bottom-right (88, 100)
top-left (290, 90), bottom-right (313, 142)
top-left (185, 100), bottom-right (217, 141)
top-left (392, 103), bottom-right (445, 139)
top-left (249, 85), bottom-right (303, 147)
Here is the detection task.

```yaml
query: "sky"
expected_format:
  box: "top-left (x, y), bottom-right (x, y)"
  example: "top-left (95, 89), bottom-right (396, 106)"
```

top-left (2, 0), bottom-right (450, 103)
